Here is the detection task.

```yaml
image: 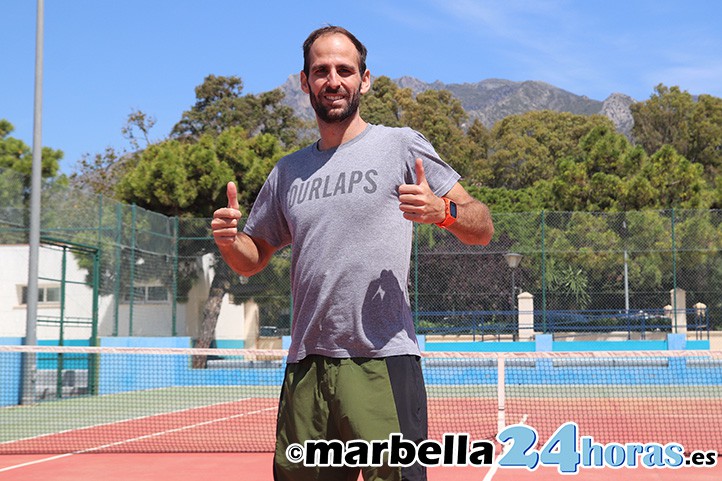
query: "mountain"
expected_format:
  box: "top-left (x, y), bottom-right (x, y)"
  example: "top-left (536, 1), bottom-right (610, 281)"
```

top-left (279, 75), bottom-right (314, 120)
top-left (600, 92), bottom-right (636, 135)
top-left (278, 75), bottom-right (636, 136)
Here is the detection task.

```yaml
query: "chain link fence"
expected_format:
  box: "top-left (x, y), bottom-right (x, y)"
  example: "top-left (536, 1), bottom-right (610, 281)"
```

top-left (1, 168), bottom-right (718, 345)
top-left (416, 210), bottom-right (718, 341)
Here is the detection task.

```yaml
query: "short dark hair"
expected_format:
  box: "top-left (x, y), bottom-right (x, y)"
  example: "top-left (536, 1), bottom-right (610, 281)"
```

top-left (302, 26), bottom-right (368, 77)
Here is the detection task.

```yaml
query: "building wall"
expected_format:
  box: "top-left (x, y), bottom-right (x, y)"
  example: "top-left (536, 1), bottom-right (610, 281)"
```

top-left (0, 245), bottom-right (251, 344)
top-left (0, 246), bottom-right (32, 338)
top-left (0, 245), bottom-right (93, 338)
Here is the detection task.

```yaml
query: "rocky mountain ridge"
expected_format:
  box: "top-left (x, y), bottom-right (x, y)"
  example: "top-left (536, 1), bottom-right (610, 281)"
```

top-left (278, 75), bottom-right (636, 136)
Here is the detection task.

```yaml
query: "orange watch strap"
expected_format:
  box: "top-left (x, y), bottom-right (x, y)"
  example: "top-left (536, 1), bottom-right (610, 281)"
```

top-left (435, 197), bottom-right (457, 228)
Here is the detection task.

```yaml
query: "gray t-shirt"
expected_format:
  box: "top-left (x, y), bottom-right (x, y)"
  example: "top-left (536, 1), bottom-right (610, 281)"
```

top-left (243, 124), bottom-right (460, 362)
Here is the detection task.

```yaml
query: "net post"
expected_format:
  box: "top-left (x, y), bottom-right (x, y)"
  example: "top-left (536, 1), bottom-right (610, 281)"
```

top-left (497, 354), bottom-right (505, 434)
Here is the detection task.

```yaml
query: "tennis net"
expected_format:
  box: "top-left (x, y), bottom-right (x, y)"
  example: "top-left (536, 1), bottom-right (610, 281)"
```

top-left (1, 345), bottom-right (720, 454)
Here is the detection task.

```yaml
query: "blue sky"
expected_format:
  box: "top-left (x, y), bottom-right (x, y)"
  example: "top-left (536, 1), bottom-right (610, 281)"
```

top-left (4, 0), bottom-right (722, 174)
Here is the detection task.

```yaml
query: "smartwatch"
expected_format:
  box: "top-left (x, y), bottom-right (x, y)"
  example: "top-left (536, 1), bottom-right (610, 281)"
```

top-left (435, 197), bottom-right (457, 228)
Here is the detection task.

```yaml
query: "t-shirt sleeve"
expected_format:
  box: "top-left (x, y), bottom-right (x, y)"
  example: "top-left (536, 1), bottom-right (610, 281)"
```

top-left (404, 129), bottom-right (461, 197)
top-left (242, 166), bottom-right (292, 249)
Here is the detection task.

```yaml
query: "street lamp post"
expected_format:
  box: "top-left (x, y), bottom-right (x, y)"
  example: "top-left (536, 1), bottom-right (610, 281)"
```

top-left (22, 0), bottom-right (45, 406)
top-left (504, 253), bottom-right (523, 310)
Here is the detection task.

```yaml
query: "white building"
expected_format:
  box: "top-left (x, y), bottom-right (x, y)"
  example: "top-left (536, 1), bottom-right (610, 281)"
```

top-left (0, 244), bottom-right (257, 346)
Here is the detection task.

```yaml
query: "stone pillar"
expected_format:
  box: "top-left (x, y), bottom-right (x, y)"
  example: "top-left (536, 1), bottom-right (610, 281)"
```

top-left (517, 291), bottom-right (535, 341)
top-left (669, 288), bottom-right (687, 334)
top-left (243, 300), bottom-right (260, 349)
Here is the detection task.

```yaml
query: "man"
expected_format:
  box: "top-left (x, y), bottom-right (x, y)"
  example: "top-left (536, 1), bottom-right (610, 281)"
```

top-left (212, 26), bottom-right (493, 481)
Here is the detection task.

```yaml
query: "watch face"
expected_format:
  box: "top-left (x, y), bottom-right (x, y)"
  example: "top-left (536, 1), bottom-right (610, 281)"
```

top-left (449, 200), bottom-right (457, 218)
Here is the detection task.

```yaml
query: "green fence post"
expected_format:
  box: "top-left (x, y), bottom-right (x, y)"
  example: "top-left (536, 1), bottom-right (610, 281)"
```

top-left (129, 204), bottom-right (137, 336)
top-left (113, 203), bottom-right (122, 336)
top-left (59, 245), bottom-right (67, 346)
top-left (172, 216), bottom-right (179, 337)
top-left (413, 222), bottom-right (419, 327)
top-left (56, 245), bottom-right (67, 398)
top-left (671, 208), bottom-right (677, 333)
top-left (95, 193), bottom-right (103, 343)
top-left (91, 247), bottom-right (100, 346)
top-left (89, 246), bottom-right (100, 395)
top-left (541, 211), bottom-right (547, 333)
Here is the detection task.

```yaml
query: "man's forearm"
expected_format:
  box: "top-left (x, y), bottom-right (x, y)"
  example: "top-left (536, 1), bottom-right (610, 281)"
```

top-left (218, 233), bottom-right (275, 277)
top-left (446, 198), bottom-right (494, 246)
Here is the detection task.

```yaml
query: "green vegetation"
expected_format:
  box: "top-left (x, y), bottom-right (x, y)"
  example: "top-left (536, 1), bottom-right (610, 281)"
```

top-left (5, 76), bottom-right (722, 338)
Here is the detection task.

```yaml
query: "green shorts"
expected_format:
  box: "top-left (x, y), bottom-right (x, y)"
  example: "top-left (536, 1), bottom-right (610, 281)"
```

top-left (273, 355), bottom-right (428, 481)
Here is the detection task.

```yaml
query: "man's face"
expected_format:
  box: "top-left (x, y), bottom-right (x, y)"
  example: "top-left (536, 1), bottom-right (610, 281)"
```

top-left (301, 34), bottom-right (370, 124)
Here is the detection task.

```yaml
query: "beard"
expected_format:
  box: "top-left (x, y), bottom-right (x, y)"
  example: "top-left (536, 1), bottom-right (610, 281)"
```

top-left (308, 84), bottom-right (362, 124)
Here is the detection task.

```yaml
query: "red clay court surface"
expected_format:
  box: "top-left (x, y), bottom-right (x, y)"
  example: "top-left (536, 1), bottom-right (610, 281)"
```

top-left (2, 453), bottom-right (722, 481)
top-left (3, 397), bottom-right (720, 480)
top-left (5, 397), bottom-right (719, 455)
top-left (3, 395), bottom-right (720, 480)
top-left (3, 350), bottom-right (720, 480)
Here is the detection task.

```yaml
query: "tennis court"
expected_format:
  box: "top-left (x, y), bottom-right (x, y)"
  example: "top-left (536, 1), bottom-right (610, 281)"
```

top-left (1, 345), bottom-right (721, 479)
top-left (2, 453), bottom-right (721, 481)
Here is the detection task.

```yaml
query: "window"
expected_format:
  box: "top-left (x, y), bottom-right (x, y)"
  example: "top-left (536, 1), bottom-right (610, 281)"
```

top-left (122, 285), bottom-right (169, 303)
top-left (146, 286), bottom-right (168, 302)
top-left (20, 285), bottom-right (61, 305)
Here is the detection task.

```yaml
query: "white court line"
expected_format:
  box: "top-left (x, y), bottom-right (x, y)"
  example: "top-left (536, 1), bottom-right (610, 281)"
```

top-left (0, 453), bottom-right (75, 473)
top-left (0, 404), bottom-right (277, 473)
top-left (0, 395), bottom-right (267, 446)
top-left (482, 414), bottom-right (528, 481)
